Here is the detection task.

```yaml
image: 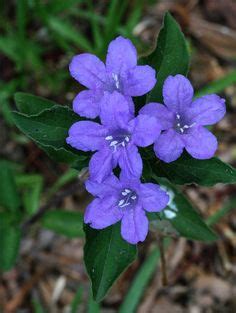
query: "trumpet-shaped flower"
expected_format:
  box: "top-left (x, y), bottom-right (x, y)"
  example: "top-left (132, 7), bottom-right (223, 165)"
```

top-left (84, 174), bottom-right (169, 244)
top-left (69, 36), bottom-right (156, 118)
top-left (140, 75), bottom-right (226, 162)
top-left (66, 92), bottom-right (160, 182)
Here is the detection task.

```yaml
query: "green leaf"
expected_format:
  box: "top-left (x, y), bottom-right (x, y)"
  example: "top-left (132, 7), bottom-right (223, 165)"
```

top-left (0, 226), bottom-right (21, 271)
top-left (0, 160), bottom-right (20, 212)
top-left (14, 92), bottom-right (57, 116)
top-left (0, 35), bottom-right (21, 64)
top-left (88, 288), bottom-right (100, 313)
top-left (153, 153), bottom-right (236, 186)
top-left (84, 223), bottom-right (137, 302)
top-left (71, 287), bottom-right (83, 313)
top-left (119, 239), bottom-right (171, 313)
top-left (144, 12), bottom-right (189, 104)
top-left (15, 174), bottom-right (43, 215)
top-left (0, 80), bottom-right (19, 125)
top-left (0, 211), bottom-right (22, 229)
top-left (153, 176), bottom-right (218, 241)
top-left (12, 105), bottom-right (78, 147)
top-left (12, 105), bottom-right (89, 166)
top-left (42, 210), bottom-right (84, 238)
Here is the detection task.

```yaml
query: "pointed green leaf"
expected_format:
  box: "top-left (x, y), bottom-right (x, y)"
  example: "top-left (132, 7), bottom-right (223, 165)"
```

top-left (15, 174), bottom-right (43, 215)
top-left (0, 226), bottom-right (21, 271)
top-left (12, 105), bottom-right (89, 166)
top-left (12, 105), bottom-right (78, 147)
top-left (14, 92), bottom-right (57, 116)
top-left (139, 12), bottom-right (189, 107)
top-left (154, 153), bottom-right (236, 186)
top-left (153, 176), bottom-right (218, 241)
top-left (84, 223), bottom-right (137, 302)
top-left (0, 160), bottom-right (20, 212)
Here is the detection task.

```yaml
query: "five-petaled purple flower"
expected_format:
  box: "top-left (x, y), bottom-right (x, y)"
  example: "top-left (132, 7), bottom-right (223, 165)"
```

top-left (84, 174), bottom-right (169, 244)
top-left (69, 36), bottom-right (156, 118)
top-left (140, 75), bottom-right (226, 163)
top-left (67, 92), bottom-right (160, 182)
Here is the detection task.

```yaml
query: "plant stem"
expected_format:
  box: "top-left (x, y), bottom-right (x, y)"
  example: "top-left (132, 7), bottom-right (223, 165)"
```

top-left (158, 235), bottom-right (168, 286)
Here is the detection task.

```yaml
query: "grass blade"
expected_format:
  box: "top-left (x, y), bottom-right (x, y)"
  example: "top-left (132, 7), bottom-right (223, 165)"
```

top-left (207, 197), bottom-right (236, 226)
top-left (195, 70), bottom-right (236, 98)
top-left (119, 238), bottom-right (171, 313)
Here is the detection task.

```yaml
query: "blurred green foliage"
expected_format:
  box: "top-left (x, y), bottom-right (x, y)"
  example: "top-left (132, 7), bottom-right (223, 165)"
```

top-left (0, 0), bottom-right (146, 120)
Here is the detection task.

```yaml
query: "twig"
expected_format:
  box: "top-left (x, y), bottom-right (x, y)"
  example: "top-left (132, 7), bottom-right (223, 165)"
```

top-left (158, 236), bottom-right (168, 286)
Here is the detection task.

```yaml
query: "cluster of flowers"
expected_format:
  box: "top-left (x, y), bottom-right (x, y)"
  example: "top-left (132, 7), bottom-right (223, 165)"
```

top-left (67, 36), bottom-right (226, 244)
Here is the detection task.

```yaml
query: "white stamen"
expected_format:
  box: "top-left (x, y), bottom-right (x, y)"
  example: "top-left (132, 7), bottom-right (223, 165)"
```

top-left (118, 199), bottom-right (125, 206)
top-left (177, 123), bottom-right (180, 127)
top-left (119, 202), bottom-right (130, 208)
top-left (105, 135), bottom-right (113, 140)
top-left (121, 141), bottom-right (125, 147)
top-left (182, 122), bottom-right (196, 130)
top-left (122, 191), bottom-right (128, 196)
top-left (125, 189), bottom-right (131, 193)
top-left (112, 73), bottom-right (120, 89)
top-left (176, 114), bottom-right (180, 119)
top-left (180, 128), bottom-right (184, 133)
top-left (110, 140), bottom-right (118, 147)
top-left (131, 195), bottom-right (137, 200)
top-left (125, 136), bottom-right (130, 142)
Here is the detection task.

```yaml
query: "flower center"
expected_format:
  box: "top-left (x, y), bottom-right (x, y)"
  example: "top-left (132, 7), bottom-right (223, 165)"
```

top-left (175, 114), bottom-right (195, 134)
top-left (118, 188), bottom-right (138, 209)
top-left (106, 73), bottom-right (123, 93)
top-left (105, 129), bottom-right (131, 151)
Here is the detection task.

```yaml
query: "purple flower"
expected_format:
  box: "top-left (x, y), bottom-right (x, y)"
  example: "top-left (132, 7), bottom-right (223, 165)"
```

top-left (84, 174), bottom-right (169, 244)
top-left (69, 36), bottom-right (156, 119)
top-left (140, 75), bottom-right (226, 163)
top-left (66, 92), bottom-right (160, 182)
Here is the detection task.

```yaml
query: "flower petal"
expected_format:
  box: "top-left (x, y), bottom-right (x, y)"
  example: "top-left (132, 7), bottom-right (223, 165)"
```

top-left (85, 196), bottom-right (123, 229)
top-left (140, 183), bottom-right (169, 212)
top-left (118, 145), bottom-right (143, 179)
top-left (182, 126), bottom-right (218, 159)
top-left (73, 90), bottom-right (103, 119)
top-left (66, 121), bottom-right (106, 151)
top-left (106, 36), bottom-right (137, 73)
top-left (154, 129), bottom-right (184, 163)
top-left (125, 96), bottom-right (135, 115)
top-left (85, 175), bottom-right (121, 198)
top-left (163, 75), bottom-right (193, 113)
top-left (129, 114), bottom-right (160, 147)
top-left (123, 65), bottom-right (156, 96)
top-left (89, 148), bottom-right (115, 183)
top-left (100, 91), bottom-right (133, 128)
top-left (139, 102), bottom-right (175, 130)
top-left (69, 53), bottom-right (106, 89)
top-left (188, 95), bottom-right (226, 126)
top-left (121, 206), bottom-right (148, 244)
